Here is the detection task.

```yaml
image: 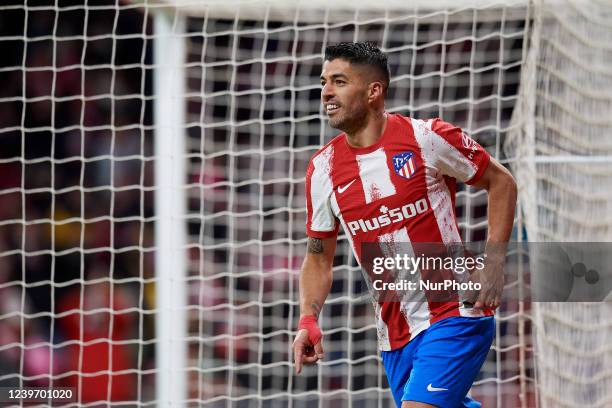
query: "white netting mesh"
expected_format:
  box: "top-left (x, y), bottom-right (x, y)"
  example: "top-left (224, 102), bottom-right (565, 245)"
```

top-left (506, 1), bottom-right (612, 407)
top-left (181, 2), bottom-right (531, 407)
top-left (0, 1), bottom-right (533, 407)
top-left (0, 1), bottom-right (156, 406)
top-left (3, 0), bottom-right (610, 407)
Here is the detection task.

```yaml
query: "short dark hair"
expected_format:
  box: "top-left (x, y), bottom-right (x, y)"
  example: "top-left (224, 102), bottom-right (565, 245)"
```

top-left (324, 42), bottom-right (390, 90)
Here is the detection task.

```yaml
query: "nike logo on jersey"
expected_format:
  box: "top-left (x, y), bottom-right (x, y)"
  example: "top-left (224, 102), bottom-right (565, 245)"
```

top-left (427, 384), bottom-right (448, 392)
top-left (337, 179), bottom-right (356, 194)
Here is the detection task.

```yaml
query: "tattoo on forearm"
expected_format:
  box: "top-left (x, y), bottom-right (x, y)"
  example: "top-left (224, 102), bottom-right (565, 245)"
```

top-left (311, 301), bottom-right (322, 318)
top-left (307, 237), bottom-right (323, 253)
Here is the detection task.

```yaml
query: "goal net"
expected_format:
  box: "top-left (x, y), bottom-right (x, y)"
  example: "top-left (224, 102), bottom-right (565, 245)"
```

top-left (0, 0), bottom-right (610, 407)
top-left (506, 0), bottom-right (612, 407)
top-left (173, 1), bottom-right (531, 406)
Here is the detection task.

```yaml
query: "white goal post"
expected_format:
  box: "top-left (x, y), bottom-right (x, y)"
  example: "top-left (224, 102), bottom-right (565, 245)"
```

top-left (153, 9), bottom-right (188, 407)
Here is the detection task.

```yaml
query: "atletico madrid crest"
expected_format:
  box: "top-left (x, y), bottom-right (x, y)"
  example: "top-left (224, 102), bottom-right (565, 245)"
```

top-left (392, 151), bottom-right (417, 179)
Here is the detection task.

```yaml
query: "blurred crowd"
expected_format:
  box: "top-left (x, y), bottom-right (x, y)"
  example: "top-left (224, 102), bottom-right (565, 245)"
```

top-left (0, 1), bottom-right (156, 402)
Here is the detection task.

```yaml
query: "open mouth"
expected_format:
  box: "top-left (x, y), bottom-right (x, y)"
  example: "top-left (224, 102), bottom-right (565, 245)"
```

top-left (326, 103), bottom-right (340, 115)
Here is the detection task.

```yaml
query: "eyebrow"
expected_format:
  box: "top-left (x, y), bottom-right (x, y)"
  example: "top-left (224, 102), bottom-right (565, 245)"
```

top-left (320, 73), bottom-right (349, 81)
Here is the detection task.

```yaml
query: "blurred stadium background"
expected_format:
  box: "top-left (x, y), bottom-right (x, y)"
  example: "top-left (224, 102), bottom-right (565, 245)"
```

top-left (0, 0), bottom-right (611, 407)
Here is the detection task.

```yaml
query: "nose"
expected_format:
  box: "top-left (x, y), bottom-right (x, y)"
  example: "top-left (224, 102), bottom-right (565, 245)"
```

top-left (321, 83), bottom-right (334, 101)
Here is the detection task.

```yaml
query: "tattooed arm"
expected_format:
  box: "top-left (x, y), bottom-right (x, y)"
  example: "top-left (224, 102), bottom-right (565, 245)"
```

top-left (293, 236), bottom-right (337, 373)
top-left (299, 237), bottom-right (336, 318)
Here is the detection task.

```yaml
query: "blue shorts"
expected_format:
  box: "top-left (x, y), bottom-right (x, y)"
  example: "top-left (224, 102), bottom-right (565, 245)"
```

top-left (381, 316), bottom-right (495, 408)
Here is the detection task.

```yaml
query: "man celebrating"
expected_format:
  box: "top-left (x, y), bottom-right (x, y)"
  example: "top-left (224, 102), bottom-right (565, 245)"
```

top-left (292, 42), bottom-right (517, 408)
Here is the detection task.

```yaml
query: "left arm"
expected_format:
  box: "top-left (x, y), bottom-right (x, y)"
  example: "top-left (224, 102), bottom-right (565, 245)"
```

top-left (471, 158), bottom-right (517, 308)
top-left (422, 118), bottom-right (518, 308)
top-left (472, 158), bottom-right (517, 244)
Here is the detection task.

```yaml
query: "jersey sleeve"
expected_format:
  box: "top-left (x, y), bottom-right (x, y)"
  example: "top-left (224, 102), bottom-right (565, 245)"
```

top-left (305, 156), bottom-right (339, 239)
top-left (425, 118), bottom-right (490, 184)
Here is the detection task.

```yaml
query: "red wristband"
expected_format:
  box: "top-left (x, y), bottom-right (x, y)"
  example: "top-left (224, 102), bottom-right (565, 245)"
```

top-left (297, 315), bottom-right (322, 346)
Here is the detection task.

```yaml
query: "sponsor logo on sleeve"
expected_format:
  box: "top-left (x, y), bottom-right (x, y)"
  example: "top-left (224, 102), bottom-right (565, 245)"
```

top-left (461, 132), bottom-right (478, 160)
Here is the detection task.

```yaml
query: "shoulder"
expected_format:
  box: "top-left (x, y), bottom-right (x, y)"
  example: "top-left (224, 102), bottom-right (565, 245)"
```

top-left (425, 117), bottom-right (461, 134)
top-left (399, 116), bottom-right (462, 141)
top-left (307, 133), bottom-right (345, 172)
top-left (386, 113), bottom-right (434, 134)
top-left (391, 114), bottom-right (457, 130)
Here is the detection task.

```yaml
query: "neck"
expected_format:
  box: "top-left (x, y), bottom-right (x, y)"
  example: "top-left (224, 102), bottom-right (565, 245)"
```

top-left (345, 110), bottom-right (387, 148)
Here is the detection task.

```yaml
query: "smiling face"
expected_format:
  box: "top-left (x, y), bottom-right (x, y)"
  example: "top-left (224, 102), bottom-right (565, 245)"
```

top-left (320, 58), bottom-right (373, 133)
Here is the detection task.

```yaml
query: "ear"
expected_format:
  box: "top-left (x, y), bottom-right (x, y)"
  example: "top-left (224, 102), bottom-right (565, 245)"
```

top-left (367, 81), bottom-right (385, 103)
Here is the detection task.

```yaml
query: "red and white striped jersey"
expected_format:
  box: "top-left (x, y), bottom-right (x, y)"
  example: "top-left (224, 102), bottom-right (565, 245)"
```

top-left (305, 113), bottom-right (494, 351)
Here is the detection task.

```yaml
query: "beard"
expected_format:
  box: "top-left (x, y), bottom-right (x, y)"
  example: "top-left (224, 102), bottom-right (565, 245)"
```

top-left (327, 102), bottom-right (369, 133)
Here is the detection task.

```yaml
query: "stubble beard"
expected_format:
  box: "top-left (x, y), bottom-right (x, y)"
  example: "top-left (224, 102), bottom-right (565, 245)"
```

top-left (328, 104), bottom-right (369, 134)
top-left (327, 114), bottom-right (344, 130)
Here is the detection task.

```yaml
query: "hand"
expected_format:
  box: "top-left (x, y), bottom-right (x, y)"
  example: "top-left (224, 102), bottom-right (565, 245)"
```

top-left (467, 255), bottom-right (505, 309)
top-left (293, 317), bottom-right (324, 374)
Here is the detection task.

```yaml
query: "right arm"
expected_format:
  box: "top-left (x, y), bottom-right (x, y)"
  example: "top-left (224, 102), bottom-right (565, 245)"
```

top-left (296, 152), bottom-right (337, 374)
top-left (293, 236), bottom-right (336, 374)
top-left (299, 236), bottom-right (336, 318)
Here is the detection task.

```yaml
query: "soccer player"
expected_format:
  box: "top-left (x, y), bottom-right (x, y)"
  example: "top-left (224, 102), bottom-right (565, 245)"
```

top-left (292, 42), bottom-right (517, 408)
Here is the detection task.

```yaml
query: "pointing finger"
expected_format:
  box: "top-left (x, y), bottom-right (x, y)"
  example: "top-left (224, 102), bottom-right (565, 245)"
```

top-left (294, 343), bottom-right (303, 374)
